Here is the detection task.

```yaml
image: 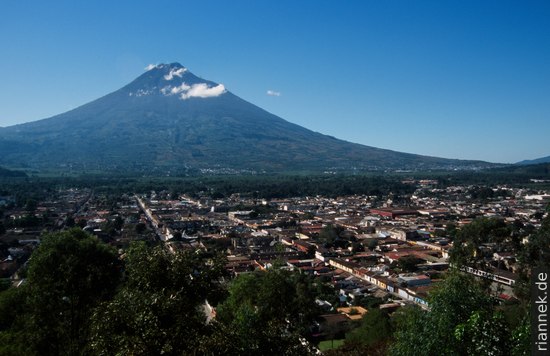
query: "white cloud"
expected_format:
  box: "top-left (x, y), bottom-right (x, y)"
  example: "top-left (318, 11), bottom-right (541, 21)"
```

top-left (181, 83), bottom-right (226, 99)
top-left (163, 83), bottom-right (191, 95)
top-left (160, 82), bottom-right (226, 99)
top-left (267, 90), bottom-right (281, 97)
top-left (164, 67), bottom-right (188, 80)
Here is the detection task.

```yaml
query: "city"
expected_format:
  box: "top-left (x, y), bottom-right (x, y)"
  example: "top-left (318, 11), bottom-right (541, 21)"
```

top-left (1, 174), bottom-right (548, 353)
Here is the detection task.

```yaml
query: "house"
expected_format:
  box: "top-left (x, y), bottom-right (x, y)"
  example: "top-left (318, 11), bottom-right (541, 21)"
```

top-left (397, 274), bottom-right (432, 287)
top-left (337, 306), bottom-right (368, 321)
top-left (369, 208), bottom-right (419, 220)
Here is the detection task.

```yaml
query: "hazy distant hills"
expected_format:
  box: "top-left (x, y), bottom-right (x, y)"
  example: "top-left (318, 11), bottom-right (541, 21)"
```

top-left (0, 166), bottom-right (27, 178)
top-left (516, 155), bottom-right (550, 165)
top-left (0, 63), bottom-right (496, 173)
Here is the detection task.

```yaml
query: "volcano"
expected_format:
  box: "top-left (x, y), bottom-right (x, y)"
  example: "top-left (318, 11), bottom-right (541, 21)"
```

top-left (0, 63), bottom-right (492, 173)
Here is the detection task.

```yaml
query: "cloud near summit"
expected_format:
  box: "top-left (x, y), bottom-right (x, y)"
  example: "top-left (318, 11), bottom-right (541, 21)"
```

top-left (145, 63), bottom-right (159, 71)
top-left (161, 82), bottom-right (226, 100)
top-left (181, 83), bottom-right (226, 99)
top-left (164, 67), bottom-right (187, 80)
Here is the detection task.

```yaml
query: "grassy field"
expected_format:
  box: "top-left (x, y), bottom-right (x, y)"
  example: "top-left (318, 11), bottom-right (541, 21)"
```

top-left (318, 339), bottom-right (345, 351)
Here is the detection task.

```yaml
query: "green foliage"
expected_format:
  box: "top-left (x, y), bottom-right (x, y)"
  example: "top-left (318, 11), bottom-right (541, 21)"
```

top-left (510, 313), bottom-right (531, 356)
top-left (450, 217), bottom-right (511, 268)
top-left (65, 216), bottom-right (75, 227)
top-left (0, 279), bottom-right (10, 293)
top-left (367, 239), bottom-right (378, 251)
top-left (134, 222), bottom-right (147, 234)
top-left (0, 228), bottom-right (120, 355)
top-left (519, 214), bottom-right (550, 269)
top-left (0, 286), bottom-right (28, 355)
top-left (396, 256), bottom-right (423, 273)
top-left (0, 286), bottom-right (25, 331)
top-left (26, 229), bottom-right (120, 355)
top-left (318, 224), bottom-right (344, 247)
top-left (319, 339), bottom-right (345, 351)
top-left (101, 216), bottom-right (125, 237)
top-left (0, 174), bottom-right (415, 208)
top-left (24, 198), bottom-right (38, 212)
top-left (345, 309), bottom-right (392, 348)
top-left (445, 223), bottom-right (457, 239)
top-left (5, 214), bottom-right (43, 228)
top-left (388, 305), bottom-right (427, 356)
top-left (515, 215), bottom-right (550, 301)
top-left (90, 242), bottom-right (226, 355)
top-left (391, 269), bottom-right (531, 356)
top-left (353, 295), bottom-right (384, 309)
top-left (454, 311), bottom-right (510, 356)
top-left (215, 268), bottom-right (320, 355)
top-left (390, 271), bottom-right (495, 356)
top-left (468, 186), bottom-right (495, 200)
top-left (112, 216), bottom-right (124, 230)
top-left (314, 281), bottom-right (339, 307)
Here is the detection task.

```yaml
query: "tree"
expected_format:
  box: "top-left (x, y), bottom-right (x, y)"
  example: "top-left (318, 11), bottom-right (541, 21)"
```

top-left (396, 256), bottom-right (423, 273)
top-left (0, 228), bottom-right (120, 355)
top-left (24, 198), bottom-right (38, 212)
top-left (113, 216), bottom-right (124, 230)
top-left (77, 218), bottom-right (87, 229)
top-left (0, 286), bottom-right (28, 355)
top-left (345, 308), bottom-right (392, 350)
top-left (391, 271), bottom-right (496, 356)
top-left (450, 217), bottom-right (511, 269)
top-left (172, 231), bottom-right (183, 241)
top-left (367, 239), bottom-right (378, 251)
top-left (512, 216), bottom-right (550, 355)
top-left (468, 186), bottom-right (495, 201)
top-left (66, 216), bottom-right (76, 227)
top-left (90, 242), bottom-right (226, 355)
top-left (445, 223), bottom-right (457, 239)
top-left (389, 305), bottom-right (427, 356)
top-left (515, 214), bottom-right (550, 301)
top-left (454, 310), bottom-right (510, 356)
top-left (135, 222), bottom-right (147, 234)
top-left (351, 242), bottom-right (365, 253)
top-left (215, 268), bottom-right (320, 355)
top-left (319, 224), bottom-right (343, 247)
top-left (510, 313), bottom-right (531, 356)
top-left (518, 215), bottom-right (550, 270)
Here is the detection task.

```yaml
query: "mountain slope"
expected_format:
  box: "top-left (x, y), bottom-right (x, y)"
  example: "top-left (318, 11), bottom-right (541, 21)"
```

top-left (0, 63), bottom-right (494, 173)
top-left (516, 155), bottom-right (550, 165)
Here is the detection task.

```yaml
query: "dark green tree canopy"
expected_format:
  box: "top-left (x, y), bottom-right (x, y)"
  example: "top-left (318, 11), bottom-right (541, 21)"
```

top-left (215, 268), bottom-right (320, 355)
top-left (390, 271), bottom-right (518, 356)
top-left (90, 242), bottom-right (227, 355)
top-left (0, 228), bottom-right (120, 355)
top-left (450, 217), bottom-right (512, 268)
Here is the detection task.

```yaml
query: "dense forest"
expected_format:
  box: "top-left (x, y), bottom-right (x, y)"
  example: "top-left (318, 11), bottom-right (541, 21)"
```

top-left (0, 174), bottom-right (415, 203)
top-left (1, 163), bottom-right (550, 204)
top-left (0, 167), bottom-right (26, 178)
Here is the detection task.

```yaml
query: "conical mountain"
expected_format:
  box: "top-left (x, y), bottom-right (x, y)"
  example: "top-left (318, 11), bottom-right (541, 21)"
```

top-left (0, 63), bottom-right (491, 173)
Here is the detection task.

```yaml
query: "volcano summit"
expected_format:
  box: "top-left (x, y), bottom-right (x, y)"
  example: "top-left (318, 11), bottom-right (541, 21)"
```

top-left (0, 63), bottom-right (491, 173)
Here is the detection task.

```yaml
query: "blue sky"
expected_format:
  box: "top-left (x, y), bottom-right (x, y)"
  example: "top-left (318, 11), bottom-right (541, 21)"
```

top-left (1, 1), bottom-right (549, 163)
